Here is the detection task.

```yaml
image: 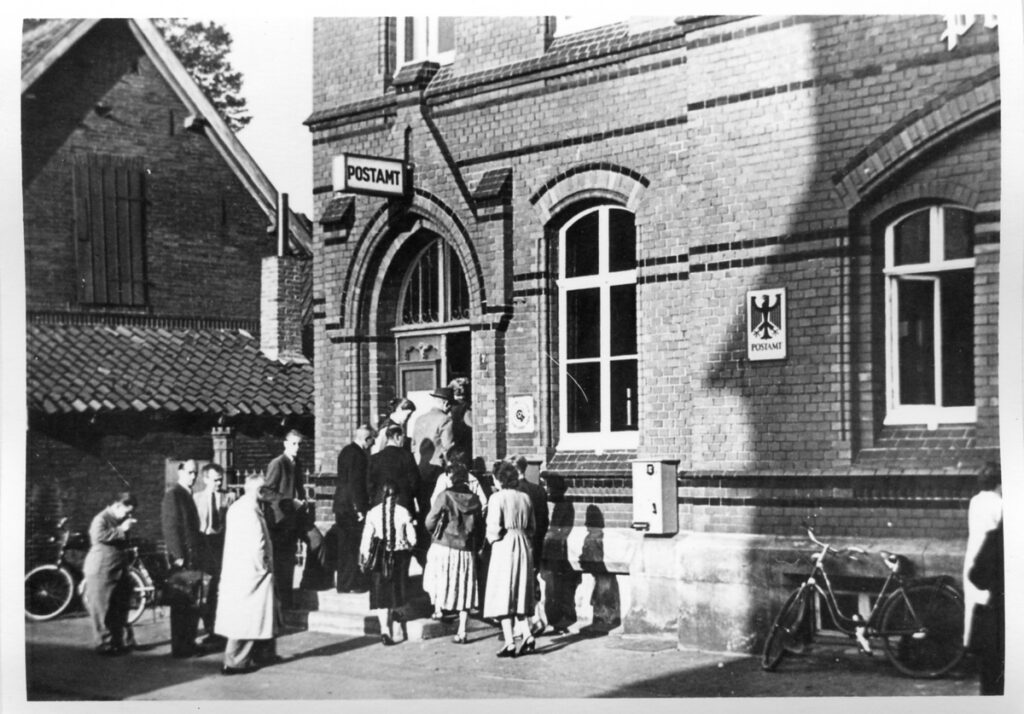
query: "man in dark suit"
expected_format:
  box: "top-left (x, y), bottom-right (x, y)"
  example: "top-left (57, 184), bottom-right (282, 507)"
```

top-left (161, 459), bottom-right (203, 658)
top-left (367, 424), bottom-right (420, 518)
top-left (512, 455), bottom-right (549, 637)
top-left (260, 429), bottom-right (306, 609)
top-left (332, 424), bottom-right (376, 593)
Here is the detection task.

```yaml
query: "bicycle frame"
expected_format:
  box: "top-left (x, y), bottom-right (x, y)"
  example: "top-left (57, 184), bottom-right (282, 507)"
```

top-left (797, 527), bottom-right (909, 640)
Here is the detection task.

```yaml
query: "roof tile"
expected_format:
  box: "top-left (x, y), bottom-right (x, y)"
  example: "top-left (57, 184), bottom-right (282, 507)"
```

top-left (27, 324), bottom-right (313, 418)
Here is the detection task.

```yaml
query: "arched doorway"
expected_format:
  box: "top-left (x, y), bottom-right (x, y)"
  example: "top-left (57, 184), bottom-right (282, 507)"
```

top-left (392, 232), bottom-right (472, 418)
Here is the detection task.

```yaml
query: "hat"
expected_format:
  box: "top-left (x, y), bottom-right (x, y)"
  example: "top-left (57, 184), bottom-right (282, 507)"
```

top-left (430, 386), bottom-right (455, 402)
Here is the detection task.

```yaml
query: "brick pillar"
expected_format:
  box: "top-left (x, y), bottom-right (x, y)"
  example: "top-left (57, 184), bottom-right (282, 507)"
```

top-left (211, 425), bottom-right (235, 483)
top-left (261, 255), bottom-right (310, 363)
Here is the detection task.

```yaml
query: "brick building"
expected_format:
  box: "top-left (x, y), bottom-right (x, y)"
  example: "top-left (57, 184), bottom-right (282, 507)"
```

top-left (22, 19), bottom-right (315, 557)
top-left (306, 15), bottom-right (1001, 650)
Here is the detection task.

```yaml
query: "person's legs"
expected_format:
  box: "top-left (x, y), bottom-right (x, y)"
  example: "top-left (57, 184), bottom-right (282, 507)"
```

top-left (223, 638), bottom-right (256, 670)
top-left (456, 609), bottom-right (469, 640)
top-left (375, 609), bottom-right (393, 644)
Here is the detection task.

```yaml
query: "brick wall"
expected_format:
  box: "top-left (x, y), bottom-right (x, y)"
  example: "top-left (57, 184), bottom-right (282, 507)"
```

top-left (26, 414), bottom-right (316, 564)
top-left (308, 15), bottom-right (1000, 544)
top-left (261, 255), bottom-right (312, 362)
top-left (22, 20), bottom-right (276, 321)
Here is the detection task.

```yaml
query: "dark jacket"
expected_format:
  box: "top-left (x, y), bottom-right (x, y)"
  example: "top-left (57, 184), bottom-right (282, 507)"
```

top-left (424, 484), bottom-right (483, 551)
top-left (161, 483), bottom-right (201, 568)
top-left (516, 478), bottom-right (549, 563)
top-left (261, 453), bottom-right (303, 526)
top-left (367, 445), bottom-right (420, 517)
top-left (334, 442), bottom-right (369, 516)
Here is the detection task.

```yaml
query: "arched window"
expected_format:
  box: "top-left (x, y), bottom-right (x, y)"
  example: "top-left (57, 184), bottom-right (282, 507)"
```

top-left (400, 238), bottom-right (470, 326)
top-left (558, 205), bottom-right (638, 449)
top-left (884, 204), bottom-right (976, 425)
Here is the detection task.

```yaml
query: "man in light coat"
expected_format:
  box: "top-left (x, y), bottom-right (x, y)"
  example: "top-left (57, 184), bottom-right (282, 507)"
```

top-left (216, 471), bottom-right (280, 675)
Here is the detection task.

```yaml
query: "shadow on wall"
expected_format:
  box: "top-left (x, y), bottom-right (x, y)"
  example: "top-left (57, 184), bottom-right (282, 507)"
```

top-left (543, 477), bottom-right (622, 631)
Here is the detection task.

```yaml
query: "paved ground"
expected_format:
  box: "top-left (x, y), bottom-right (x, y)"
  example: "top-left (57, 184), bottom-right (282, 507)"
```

top-left (17, 604), bottom-right (985, 704)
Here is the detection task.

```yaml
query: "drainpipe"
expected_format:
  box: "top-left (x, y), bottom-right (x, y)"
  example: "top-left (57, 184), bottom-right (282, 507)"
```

top-left (276, 192), bottom-right (289, 257)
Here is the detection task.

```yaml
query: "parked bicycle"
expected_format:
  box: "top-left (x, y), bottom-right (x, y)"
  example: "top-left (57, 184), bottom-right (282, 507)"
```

top-left (24, 517), bottom-right (88, 621)
top-left (762, 523), bottom-right (965, 678)
top-left (26, 517), bottom-right (163, 624)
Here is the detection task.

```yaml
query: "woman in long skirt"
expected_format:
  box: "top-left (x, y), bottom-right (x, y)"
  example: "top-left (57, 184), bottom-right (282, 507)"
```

top-left (423, 460), bottom-right (484, 643)
top-left (360, 480), bottom-right (416, 645)
top-left (483, 462), bottom-right (536, 657)
top-left (82, 492), bottom-right (138, 655)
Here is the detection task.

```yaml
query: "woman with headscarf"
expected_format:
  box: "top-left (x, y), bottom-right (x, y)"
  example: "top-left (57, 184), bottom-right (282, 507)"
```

top-left (483, 462), bottom-right (536, 658)
top-left (423, 459), bottom-right (484, 642)
top-left (360, 480), bottom-right (417, 645)
top-left (82, 491), bottom-right (138, 655)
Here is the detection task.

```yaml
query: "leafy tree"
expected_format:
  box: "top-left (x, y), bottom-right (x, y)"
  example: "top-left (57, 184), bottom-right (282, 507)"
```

top-left (153, 19), bottom-right (252, 133)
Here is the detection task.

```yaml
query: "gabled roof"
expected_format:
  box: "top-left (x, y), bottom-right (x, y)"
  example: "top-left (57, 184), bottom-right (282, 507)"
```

top-left (21, 18), bottom-right (311, 256)
top-left (27, 323), bottom-right (313, 418)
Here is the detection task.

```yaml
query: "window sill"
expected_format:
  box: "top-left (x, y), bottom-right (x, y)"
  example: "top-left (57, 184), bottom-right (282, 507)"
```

top-left (883, 406), bottom-right (977, 427)
top-left (557, 431), bottom-right (639, 452)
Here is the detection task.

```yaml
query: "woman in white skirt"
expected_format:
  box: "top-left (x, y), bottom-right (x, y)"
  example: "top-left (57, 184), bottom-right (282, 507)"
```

top-left (483, 462), bottom-right (536, 657)
top-left (423, 460), bottom-right (484, 643)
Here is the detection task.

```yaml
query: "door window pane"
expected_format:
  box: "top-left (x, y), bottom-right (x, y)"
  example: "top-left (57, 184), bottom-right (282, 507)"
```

top-left (897, 280), bottom-right (935, 405)
top-left (564, 211), bottom-right (599, 277)
top-left (893, 210), bottom-right (930, 266)
top-left (610, 284), bottom-right (637, 356)
top-left (610, 359), bottom-right (638, 431)
top-left (566, 288), bottom-right (600, 359)
top-left (943, 208), bottom-right (974, 261)
top-left (608, 208), bottom-right (637, 272)
top-left (941, 270), bottom-right (974, 406)
top-left (567, 362), bottom-right (601, 432)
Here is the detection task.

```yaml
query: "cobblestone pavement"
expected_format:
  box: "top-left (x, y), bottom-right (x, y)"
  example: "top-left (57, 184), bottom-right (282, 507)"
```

top-left (19, 608), bottom-right (984, 704)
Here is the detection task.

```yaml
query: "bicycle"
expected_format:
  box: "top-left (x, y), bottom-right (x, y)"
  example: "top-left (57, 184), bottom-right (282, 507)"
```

top-left (761, 523), bottom-right (965, 678)
top-left (24, 517), bottom-right (88, 621)
top-left (79, 543), bottom-right (166, 625)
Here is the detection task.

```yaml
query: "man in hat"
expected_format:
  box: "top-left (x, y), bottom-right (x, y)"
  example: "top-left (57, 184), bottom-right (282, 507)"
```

top-left (411, 386), bottom-right (454, 469)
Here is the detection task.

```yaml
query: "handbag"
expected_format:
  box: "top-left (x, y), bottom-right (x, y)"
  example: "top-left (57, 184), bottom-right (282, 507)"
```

top-left (361, 535), bottom-right (384, 574)
top-left (165, 568), bottom-right (207, 610)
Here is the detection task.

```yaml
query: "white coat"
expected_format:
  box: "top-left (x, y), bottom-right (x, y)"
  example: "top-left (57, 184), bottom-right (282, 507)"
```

top-left (963, 489), bottom-right (1002, 646)
top-left (214, 491), bottom-right (276, 640)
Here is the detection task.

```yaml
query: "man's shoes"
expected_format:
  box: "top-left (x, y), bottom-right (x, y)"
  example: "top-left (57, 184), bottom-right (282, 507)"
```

top-left (95, 644), bottom-right (128, 656)
top-left (221, 665), bottom-right (258, 676)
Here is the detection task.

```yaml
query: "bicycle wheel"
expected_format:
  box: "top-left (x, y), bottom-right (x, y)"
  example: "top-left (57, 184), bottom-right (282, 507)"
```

top-left (880, 582), bottom-right (965, 678)
top-left (762, 587), bottom-right (810, 671)
top-left (125, 568), bottom-right (152, 624)
top-left (25, 565), bottom-right (75, 621)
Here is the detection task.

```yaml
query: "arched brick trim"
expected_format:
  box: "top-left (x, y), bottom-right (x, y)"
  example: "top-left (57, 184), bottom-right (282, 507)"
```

top-left (831, 67), bottom-right (999, 210)
top-left (529, 162), bottom-right (649, 223)
top-left (858, 180), bottom-right (981, 231)
top-left (340, 192), bottom-right (485, 333)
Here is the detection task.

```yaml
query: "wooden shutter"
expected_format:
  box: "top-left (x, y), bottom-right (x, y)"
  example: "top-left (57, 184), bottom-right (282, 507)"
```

top-left (72, 154), bottom-right (146, 306)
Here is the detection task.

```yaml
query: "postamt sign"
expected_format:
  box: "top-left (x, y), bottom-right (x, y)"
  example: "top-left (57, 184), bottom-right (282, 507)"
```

top-left (332, 153), bottom-right (408, 198)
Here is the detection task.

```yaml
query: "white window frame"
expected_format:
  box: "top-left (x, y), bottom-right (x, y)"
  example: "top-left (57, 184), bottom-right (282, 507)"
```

top-left (557, 205), bottom-right (639, 451)
top-left (883, 205), bottom-right (976, 426)
top-left (395, 17), bottom-right (455, 68)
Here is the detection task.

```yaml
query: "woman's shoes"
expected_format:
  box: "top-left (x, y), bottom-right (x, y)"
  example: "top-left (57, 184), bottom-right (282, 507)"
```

top-left (453, 633), bottom-right (467, 644)
top-left (381, 634), bottom-right (395, 646)
top-left (515, 636), bottom-right (536, 656)
top-left (496, 643), bottom-right (517, 658)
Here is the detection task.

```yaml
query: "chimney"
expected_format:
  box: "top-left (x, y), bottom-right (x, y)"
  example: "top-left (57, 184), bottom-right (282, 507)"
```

top-left (261, 194), bottom-right (309, 363)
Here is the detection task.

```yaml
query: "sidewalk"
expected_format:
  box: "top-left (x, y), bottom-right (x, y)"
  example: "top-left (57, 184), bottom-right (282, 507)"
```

top-left (23, 608), bottom-right (978, 701)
